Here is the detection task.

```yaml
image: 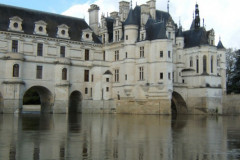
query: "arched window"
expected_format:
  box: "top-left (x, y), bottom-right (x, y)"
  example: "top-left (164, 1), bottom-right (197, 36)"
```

top-left (203, 55), bottom-right (207, 73)
top-left (196, 56), bottom-right (199, 73)
top-left (62, 68), bottom-right (67, 80)
top-left (13, 64), bottom-right (19, 77)
top-left (211, 56), bottom-right (214, 73)
top-left (190, 57), bottom-right (193, 67)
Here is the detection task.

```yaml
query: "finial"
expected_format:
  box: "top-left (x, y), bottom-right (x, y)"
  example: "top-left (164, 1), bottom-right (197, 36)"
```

top-left (136, 2), bottom-right (137, 6)
top-left (219, 36), bottom-right (221, 41)
top-left (167, 0), bottom-right (170, 13)
top-left (203, 18), bottom-right (205, 27)
top-left (193, 11), bottom-right (194, 19)
top-left (179, 17), bottom-right (181, 27)
top-left (130, 0), bottom-right (132, 9)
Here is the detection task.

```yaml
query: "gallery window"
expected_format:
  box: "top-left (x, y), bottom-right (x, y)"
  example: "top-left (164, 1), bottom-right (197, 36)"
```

top-left (62, 68), bottom-right (67, 80)
top-left (114, 69), bottom-right (119, 82)
top-left (84, 70), bottom-right (89, 82)
top-left (13, 64), bottom-right (19, 77)
top-left (60, 46), bottom-right (65, 57)
top-left (85, 49), bottom-right (89, 61)
top-left (139, 67), bottom-right (144, 80)
top-left (12, 40), bottom-right (18, 52)
top-left (37, 43), bottom-right (43, 56)
top-left (36, 66), bottom-right (43, 79)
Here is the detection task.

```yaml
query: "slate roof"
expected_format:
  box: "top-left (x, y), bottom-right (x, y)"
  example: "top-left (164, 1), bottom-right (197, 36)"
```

top-left (217, 40), bottom-right (225, 49)
top-left (176, 26), bottom-right (184, 37)
top-left (0, 3), bottom-right (101, 43)
top-left (183, 27), bottom-right (209, 48)
top-left (104, 70), bottom-right (113, 75)
top-left (145, 21), bottom-right (167, 40)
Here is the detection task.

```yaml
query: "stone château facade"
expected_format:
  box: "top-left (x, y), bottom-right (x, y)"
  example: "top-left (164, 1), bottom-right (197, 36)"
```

top-left (0, 1), bottom-right (226, 114)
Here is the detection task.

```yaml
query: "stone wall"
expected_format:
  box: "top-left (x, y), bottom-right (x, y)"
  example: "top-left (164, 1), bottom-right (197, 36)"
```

top-left (223, 94), bottom-right (240, 115)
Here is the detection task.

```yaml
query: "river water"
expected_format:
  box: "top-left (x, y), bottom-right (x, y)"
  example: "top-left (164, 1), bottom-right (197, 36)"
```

top-left (0, 114), bottom-right (239, 160)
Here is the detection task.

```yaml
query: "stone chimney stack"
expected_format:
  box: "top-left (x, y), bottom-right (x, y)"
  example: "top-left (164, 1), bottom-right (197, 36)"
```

top-left (119, 1), bottom-right (130, 22)
top-left (141, 4), bottom-right (150, 26)
top-left (147, 0), bottom-right (156, 20)
top-left (88, 4), bottom-right (100, 35)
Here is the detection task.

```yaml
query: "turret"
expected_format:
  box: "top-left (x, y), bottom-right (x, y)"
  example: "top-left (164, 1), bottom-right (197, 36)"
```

top-left (176, 26), bottom-right (184, 48)
top-left (124, 9), bottom-right (139, 44)
top-left (88, 4), bottom-right (100, 35)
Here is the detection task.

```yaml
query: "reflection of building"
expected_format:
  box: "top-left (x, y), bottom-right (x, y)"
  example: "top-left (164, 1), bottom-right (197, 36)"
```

top-left (0, 1), bottom-right (226, 114)
top-left (0, 114), bottom-right (236, 160)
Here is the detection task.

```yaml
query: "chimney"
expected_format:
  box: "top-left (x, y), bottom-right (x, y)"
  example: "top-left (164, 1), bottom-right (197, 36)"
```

top-left (147, 0), bottom-right (156, 19)
top-left (119, 1), bottom-right (130, 22)
top-left (88, 4), bottom-right (100, 34)
top-left (141, 4), bottom-right (150, 26)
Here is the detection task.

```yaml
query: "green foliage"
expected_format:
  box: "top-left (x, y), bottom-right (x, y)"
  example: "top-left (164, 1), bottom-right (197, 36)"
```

top-left (227, 50), bottom-right (240, 93)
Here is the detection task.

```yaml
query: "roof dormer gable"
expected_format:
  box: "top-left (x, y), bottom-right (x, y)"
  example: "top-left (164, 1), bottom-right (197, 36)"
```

top-left (8, 16), bottom-right (23, 32)
top-left (57, 24), bottom-right (70, 39)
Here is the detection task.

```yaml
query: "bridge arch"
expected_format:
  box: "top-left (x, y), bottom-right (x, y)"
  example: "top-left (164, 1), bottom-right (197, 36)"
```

top-left (69, 91), bottom-right (82, 113)
top-left (23, 86), bottom-right (54, 113)
top-left (171, 91), bottom-right (188, 114)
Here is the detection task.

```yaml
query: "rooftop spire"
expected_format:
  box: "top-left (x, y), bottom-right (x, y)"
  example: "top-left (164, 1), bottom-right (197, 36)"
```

top-left (195, 3), bottom-right (200, 28)
top-left (130, 0), bottom-right (132, 9)
top-left (167, 0), bottom-right (170, 13)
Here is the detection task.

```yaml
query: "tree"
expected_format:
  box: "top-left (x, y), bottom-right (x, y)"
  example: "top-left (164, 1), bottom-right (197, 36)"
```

top-left (227, 49), bottom-right (240, 93)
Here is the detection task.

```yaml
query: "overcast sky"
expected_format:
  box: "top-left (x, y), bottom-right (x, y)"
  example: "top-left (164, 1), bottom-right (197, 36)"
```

top-left (0, 0), bottom-right (239, 49)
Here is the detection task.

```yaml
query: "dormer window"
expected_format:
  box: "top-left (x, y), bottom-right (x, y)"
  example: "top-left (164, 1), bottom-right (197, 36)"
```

top-left (34, 20), bottom-right (48, 36)
top-left (8, 16), bottom-right (23, 32)
top-left (57, 24), bottom-right (70, 39)
top-left (82, 28), bottom-right (93, 42)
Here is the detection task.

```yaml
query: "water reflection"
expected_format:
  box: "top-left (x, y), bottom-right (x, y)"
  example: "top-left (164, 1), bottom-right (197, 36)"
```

top-left (0, 114), bottom-right (239, 160)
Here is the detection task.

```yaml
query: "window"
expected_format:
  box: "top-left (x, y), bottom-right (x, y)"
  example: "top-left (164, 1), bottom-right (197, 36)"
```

top-left (85, 88), bottom-right (88, 94)
top-left (36, 66), bottom-right (42, 79)
top-left (182, 79), bottom-right (185, 83)
top-left (115, 30), bottom-right (119, 41)
top-left (114, 69), bottom-right (119, 82)
top-left (115, 50), bottom-right (119, 61)
top-left (190, 57), bottom-right (193, 67)
top-left (12, 40), bottom-right (18, 52)
top-left (160, 51), bottom-right (163, 58)
top-left (172, 72), bottom-right (174, 82)
top-left (13, 64), bottom-right (19, 77)
top-left (85, 49), bottom-right (89, 61)
top-left (217, 57), bottom-right (220, 67)
top-left (106, 78), bottom-right (109, 82)
top-left (168, 72), bottom-right (171, 80)
top-left (203, 55), bottom-right (207, 73)
top-left (196, 56), bottom-right (199, 73)
top-left (168, 32), bottom-right (171, 39)
top-left (139, 67), bottom-right (144, 81)
top-left (168, 51), bottom-right (171, 58)
top-left (62, 68), bottom-right (67, 80)
top-left (160, 72), bottom-right (163, 79)
top-left (125, 74), bottom-right (127, 80)
top-left (179, 72), bottom-right (181, 76)
top-left (37, 43), bottom-right (43, 56)
top-left (102, 34), bottom-right (105, 43)
top-left (126, 52), bottom-right (128, 58)
top-left (60, 46), bottom-right (65, 57)
top-left (103, 51), bottom-right (105, 61)
top-left (140, 47), bottom-right (144, 58)
top-left (211, 40), bottom-right (213, 45)
top-left (126, 35), bottom-right (128, 40)
top-left (141, 33), bottom-right (144, 41)
top-left (211, 56), bottom-right (213, 73)
top-left (84, 70), bottom-right (89, 82)
top-left (106, 87), bottom-right (109, 92)
top-left (91, 74), bottom-right (94, 82)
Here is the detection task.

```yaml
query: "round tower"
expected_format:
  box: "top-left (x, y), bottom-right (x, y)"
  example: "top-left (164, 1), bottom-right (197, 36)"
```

top-left (124, 9), bottom-right (139, 44)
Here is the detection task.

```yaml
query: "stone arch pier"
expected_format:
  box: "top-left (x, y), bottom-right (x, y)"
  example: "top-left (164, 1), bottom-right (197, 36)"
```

top-left (171, 91), bottom-right (188, 114)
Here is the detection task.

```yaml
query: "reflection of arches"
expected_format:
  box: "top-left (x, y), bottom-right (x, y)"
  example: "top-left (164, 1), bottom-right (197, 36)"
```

top-left (69, 91), bottom-right (82, 113)
top-left (23, 86), bottom-right (54, 113)
top-left (0, 92), bottom-right (3, 113)
top-left (171, 91), bottom-right (188, 115)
